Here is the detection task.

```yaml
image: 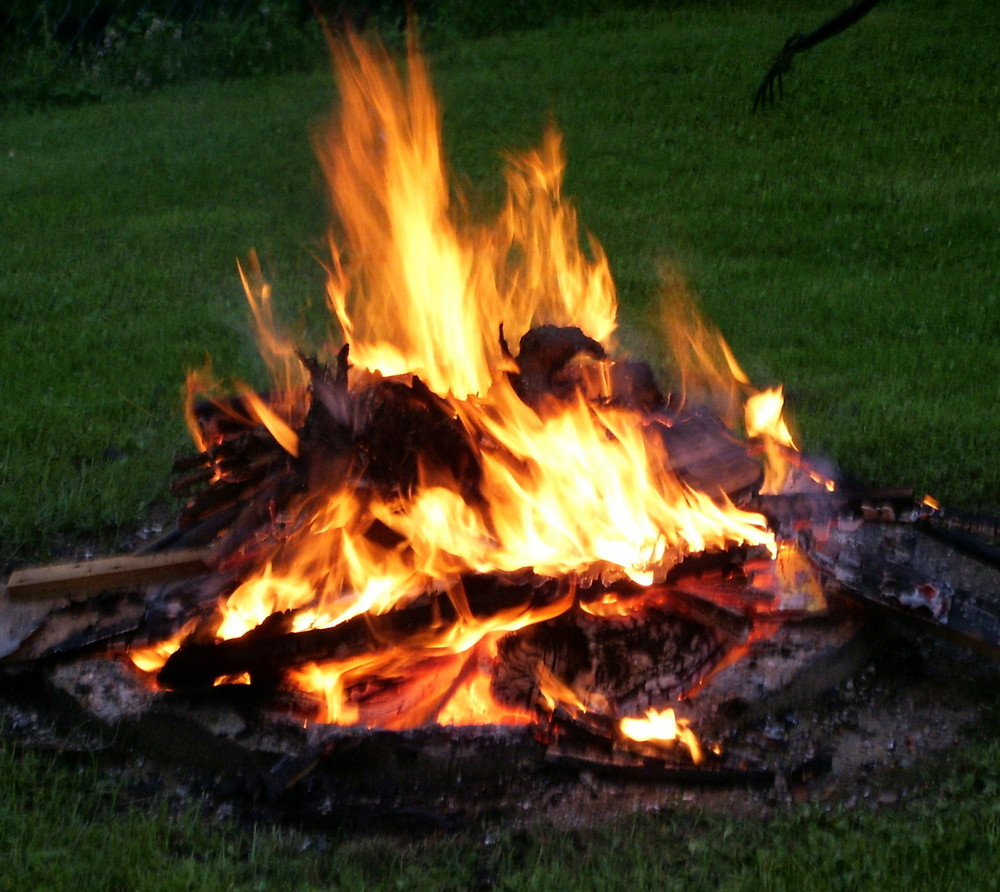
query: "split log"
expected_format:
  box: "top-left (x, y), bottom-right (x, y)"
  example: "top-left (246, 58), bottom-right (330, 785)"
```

top-left (5, 548), bottom-right (213, 603)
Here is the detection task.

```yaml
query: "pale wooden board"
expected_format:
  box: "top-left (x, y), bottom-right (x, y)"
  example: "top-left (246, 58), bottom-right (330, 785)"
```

top-left (5, 548), bottom-right (212, 602)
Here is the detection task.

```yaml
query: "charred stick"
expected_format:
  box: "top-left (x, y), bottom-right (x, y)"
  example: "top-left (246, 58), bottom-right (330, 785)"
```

top-left (544, 747), bottom-right (774, 788)
top-left (170, 467), bottom-right (216, 496)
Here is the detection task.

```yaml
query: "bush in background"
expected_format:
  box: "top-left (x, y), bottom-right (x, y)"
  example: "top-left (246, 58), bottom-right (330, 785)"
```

top-left (1, 0), bottom-right (676, 108)
top-left (0, 0), bottom-right (327, 107)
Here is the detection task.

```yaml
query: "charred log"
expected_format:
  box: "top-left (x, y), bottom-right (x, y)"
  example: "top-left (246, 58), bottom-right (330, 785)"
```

top-left (159, 573), bottom-right (570, 690)
top-left (507, 324), bottom-right (606, 407)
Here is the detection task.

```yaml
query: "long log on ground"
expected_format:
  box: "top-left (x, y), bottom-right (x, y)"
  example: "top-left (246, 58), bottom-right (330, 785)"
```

top-left (5, 548), bottom-right (213, 602)
top-left (811, 523), bottom-right (1000, 657)
top-left (158, 573), bottom-right (570, 689)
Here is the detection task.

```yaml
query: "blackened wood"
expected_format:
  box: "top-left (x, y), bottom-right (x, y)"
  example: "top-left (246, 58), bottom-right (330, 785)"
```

top-left (813, 524), bottom-right (1000, 657)
top-left (492, 598), bottom-right (733, 716)
top-left (544, 747), bottom-right (774, 788)
top-left (928, 509), bottom-right (1000, 546)
top-left (210, 474), bottom-right (303, 563)
top-left (169, 467), bottom-right (216, 496)
top-left (171, 452), bottom-right (214, 474)
top-left (159, 574), bottom-right (568, 690)
top-left (301, 359), bottom-right (483, 502)
top-left (148, 503), bottom-right (244, 552)
top-left (509, 325), bottom-right (606, 406)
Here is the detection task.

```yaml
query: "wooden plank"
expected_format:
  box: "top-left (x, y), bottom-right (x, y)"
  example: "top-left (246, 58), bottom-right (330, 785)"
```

top-left (5, 548), bottom-right (212, 602)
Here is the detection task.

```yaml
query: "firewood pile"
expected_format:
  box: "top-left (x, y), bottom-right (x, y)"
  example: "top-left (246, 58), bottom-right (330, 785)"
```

top-left (3, 326), bottom-right (999, 830)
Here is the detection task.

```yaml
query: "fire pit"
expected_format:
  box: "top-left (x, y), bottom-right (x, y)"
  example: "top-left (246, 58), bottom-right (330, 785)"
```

top-left (3, 30), bottom-right (1000, 831)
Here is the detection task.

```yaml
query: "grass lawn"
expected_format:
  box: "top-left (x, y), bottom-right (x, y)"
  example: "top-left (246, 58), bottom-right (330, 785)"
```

top-left (1, 0), bottom-right (998, 888)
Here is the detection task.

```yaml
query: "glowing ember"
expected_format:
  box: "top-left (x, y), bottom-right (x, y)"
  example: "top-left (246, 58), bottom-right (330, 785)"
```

top-left (619, 707), bottom-right (703, 764)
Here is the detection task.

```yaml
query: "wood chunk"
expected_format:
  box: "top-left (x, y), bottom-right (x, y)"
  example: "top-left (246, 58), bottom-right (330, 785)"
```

top-left (650, 406), bottom-right (762, 498)
top-left (5, 548), bottom-right (212, 602)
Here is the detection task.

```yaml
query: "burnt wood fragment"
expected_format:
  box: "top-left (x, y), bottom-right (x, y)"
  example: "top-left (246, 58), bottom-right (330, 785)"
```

top-left (508, 324), bottom-right (606, 407)
top-left (650, 405), bottom-right (762, 497)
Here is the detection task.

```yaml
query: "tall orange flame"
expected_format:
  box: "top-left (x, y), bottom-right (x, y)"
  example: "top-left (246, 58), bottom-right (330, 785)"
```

top-left (162, 32), bottom-right (798, 733)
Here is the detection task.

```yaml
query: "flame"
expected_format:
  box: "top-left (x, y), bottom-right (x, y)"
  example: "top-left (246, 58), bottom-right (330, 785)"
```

top-left (660, 280), bottom-right (796, 493)
top-left (435, 636), bottom-right (536, 726)
top-left (619, 707), bottom-right (703, 764)
top-left (659, 273), bottom-right (750, 430)
top-left (129, 620), bottom-right (197, 675)
top-left (143, 31), bottom-right (803, 735)
top-left (316, 32), bottom-right (616, 399)
top-left (745, 386), bottom-right (796, 493)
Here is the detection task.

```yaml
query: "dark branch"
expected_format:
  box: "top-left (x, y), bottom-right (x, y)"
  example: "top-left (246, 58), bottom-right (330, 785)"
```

top-left (753, 0), bottom-right (882, 112)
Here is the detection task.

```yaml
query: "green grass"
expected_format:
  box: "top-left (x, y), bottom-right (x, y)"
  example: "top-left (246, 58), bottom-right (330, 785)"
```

top-left (1, 0), bottom-right (999, 887)
top-left (4, 734), bottom-right (1000, 891)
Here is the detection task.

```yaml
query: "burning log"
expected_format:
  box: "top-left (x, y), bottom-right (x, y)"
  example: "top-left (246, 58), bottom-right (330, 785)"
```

top-left (158, 572), bottom-right (571, 690)
top-left (169, 361), bottom-right (766, 555)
